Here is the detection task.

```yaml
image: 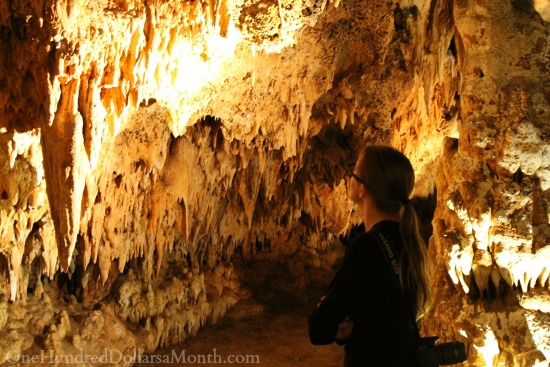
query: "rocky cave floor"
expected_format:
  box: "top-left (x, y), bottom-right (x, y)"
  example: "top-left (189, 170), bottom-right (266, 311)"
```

top-left (135, 287), bottom-right (343, 367)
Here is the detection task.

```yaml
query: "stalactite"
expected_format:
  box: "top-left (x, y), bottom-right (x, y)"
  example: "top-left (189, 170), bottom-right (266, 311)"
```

top-left (1, 0), bottom-right (550, 365)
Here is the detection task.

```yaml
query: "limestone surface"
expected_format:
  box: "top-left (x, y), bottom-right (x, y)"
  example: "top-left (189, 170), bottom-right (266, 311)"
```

top-left (1, 0), bottom-right (549, 365)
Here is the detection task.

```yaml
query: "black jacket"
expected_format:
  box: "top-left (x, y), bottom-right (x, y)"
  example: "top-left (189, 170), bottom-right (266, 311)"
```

top-left (308, 221), bottom-right (418, 367)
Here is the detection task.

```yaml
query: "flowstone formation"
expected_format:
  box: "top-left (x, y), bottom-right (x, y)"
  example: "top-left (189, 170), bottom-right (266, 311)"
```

top-left (0, 0), bottom-right (549, 365)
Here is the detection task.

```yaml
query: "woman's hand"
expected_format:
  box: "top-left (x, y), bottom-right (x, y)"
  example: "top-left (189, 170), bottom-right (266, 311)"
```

top-left (335, 316), bottom-right (354, 342)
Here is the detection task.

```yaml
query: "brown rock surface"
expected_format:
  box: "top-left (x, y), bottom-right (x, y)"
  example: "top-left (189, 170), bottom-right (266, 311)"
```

top-left (1, 0), bottom-right (549, 365)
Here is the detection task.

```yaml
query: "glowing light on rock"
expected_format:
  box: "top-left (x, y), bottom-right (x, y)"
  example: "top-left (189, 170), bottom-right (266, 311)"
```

top-left (474, 326), bottom-right (500, 366)
top-left (524, 312), bottom-right (550, 362)
top-left (1, 0), bottom-right (550, 364)
top-left (534, 0), bottom-right (550, 22)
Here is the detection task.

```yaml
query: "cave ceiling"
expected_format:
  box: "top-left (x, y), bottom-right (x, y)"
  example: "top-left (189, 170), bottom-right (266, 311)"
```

top-left (1, 0), bottom-right (550, 365)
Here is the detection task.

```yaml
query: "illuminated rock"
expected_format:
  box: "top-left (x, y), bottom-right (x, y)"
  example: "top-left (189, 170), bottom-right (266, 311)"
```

top-left (0, 0), bottom-right (549, 365)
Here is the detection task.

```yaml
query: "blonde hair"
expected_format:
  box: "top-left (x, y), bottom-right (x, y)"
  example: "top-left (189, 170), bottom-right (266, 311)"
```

top-left (356, 145), bottom-right (432, 319)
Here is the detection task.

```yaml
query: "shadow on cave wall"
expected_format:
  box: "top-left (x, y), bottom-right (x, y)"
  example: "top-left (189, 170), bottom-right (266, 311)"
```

top-left (237, 118), bottom-right (441, 311)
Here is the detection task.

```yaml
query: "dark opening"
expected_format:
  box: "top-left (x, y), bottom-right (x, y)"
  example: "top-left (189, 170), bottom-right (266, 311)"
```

top-left (255, 238), bottom-right (272, 253)
top-left (513, 168), bottom-right (523, 184)
top-left (448, 37), bottom-right (458, 59)
top-left (192, 115), bottom-right (225, 149)
top-left (114, 174), bottom-right (123, 188)
top-left (412, 189), bottom-right (437, 243)
top-left (168, 133), bottom-right (176, 155)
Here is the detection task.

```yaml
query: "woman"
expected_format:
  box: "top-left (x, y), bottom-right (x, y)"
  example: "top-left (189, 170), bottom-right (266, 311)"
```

top-left (308, 145), bottom-right (432, 367)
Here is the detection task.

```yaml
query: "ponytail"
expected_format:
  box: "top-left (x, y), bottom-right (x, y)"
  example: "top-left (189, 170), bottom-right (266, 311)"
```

top-left (399, 203), bottom-right (432, 319)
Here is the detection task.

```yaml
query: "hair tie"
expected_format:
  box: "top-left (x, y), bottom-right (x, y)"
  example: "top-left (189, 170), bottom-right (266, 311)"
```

top-left (401, 198), bottom-right (410, 205)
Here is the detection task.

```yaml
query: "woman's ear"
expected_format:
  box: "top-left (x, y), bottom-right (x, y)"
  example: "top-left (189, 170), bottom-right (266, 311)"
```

top-left (359, 184), bottom-right (367, 198)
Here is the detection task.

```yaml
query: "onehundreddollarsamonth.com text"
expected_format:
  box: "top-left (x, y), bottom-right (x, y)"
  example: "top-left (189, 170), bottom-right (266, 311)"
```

top-left (5, 348), bottom-right (261, 364)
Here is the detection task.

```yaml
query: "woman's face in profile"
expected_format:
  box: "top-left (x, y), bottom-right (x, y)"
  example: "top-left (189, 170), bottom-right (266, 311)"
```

top-left (347, 162), bottom-right (364, 203)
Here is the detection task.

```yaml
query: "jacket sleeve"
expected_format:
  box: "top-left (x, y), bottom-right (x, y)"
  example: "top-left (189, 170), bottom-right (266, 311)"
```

top-left (308, 239), bottom-right (371, 345)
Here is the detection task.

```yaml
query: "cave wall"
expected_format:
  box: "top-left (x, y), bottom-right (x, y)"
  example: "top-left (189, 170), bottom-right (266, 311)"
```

top-left (426, 1), bottom-right (550, 365)
top-left (0, 0), bottom-right (549, 365)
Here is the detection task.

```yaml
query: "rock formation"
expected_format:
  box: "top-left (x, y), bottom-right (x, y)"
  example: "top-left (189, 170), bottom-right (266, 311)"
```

top-left (0, 0), bottom-right (549, 365)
